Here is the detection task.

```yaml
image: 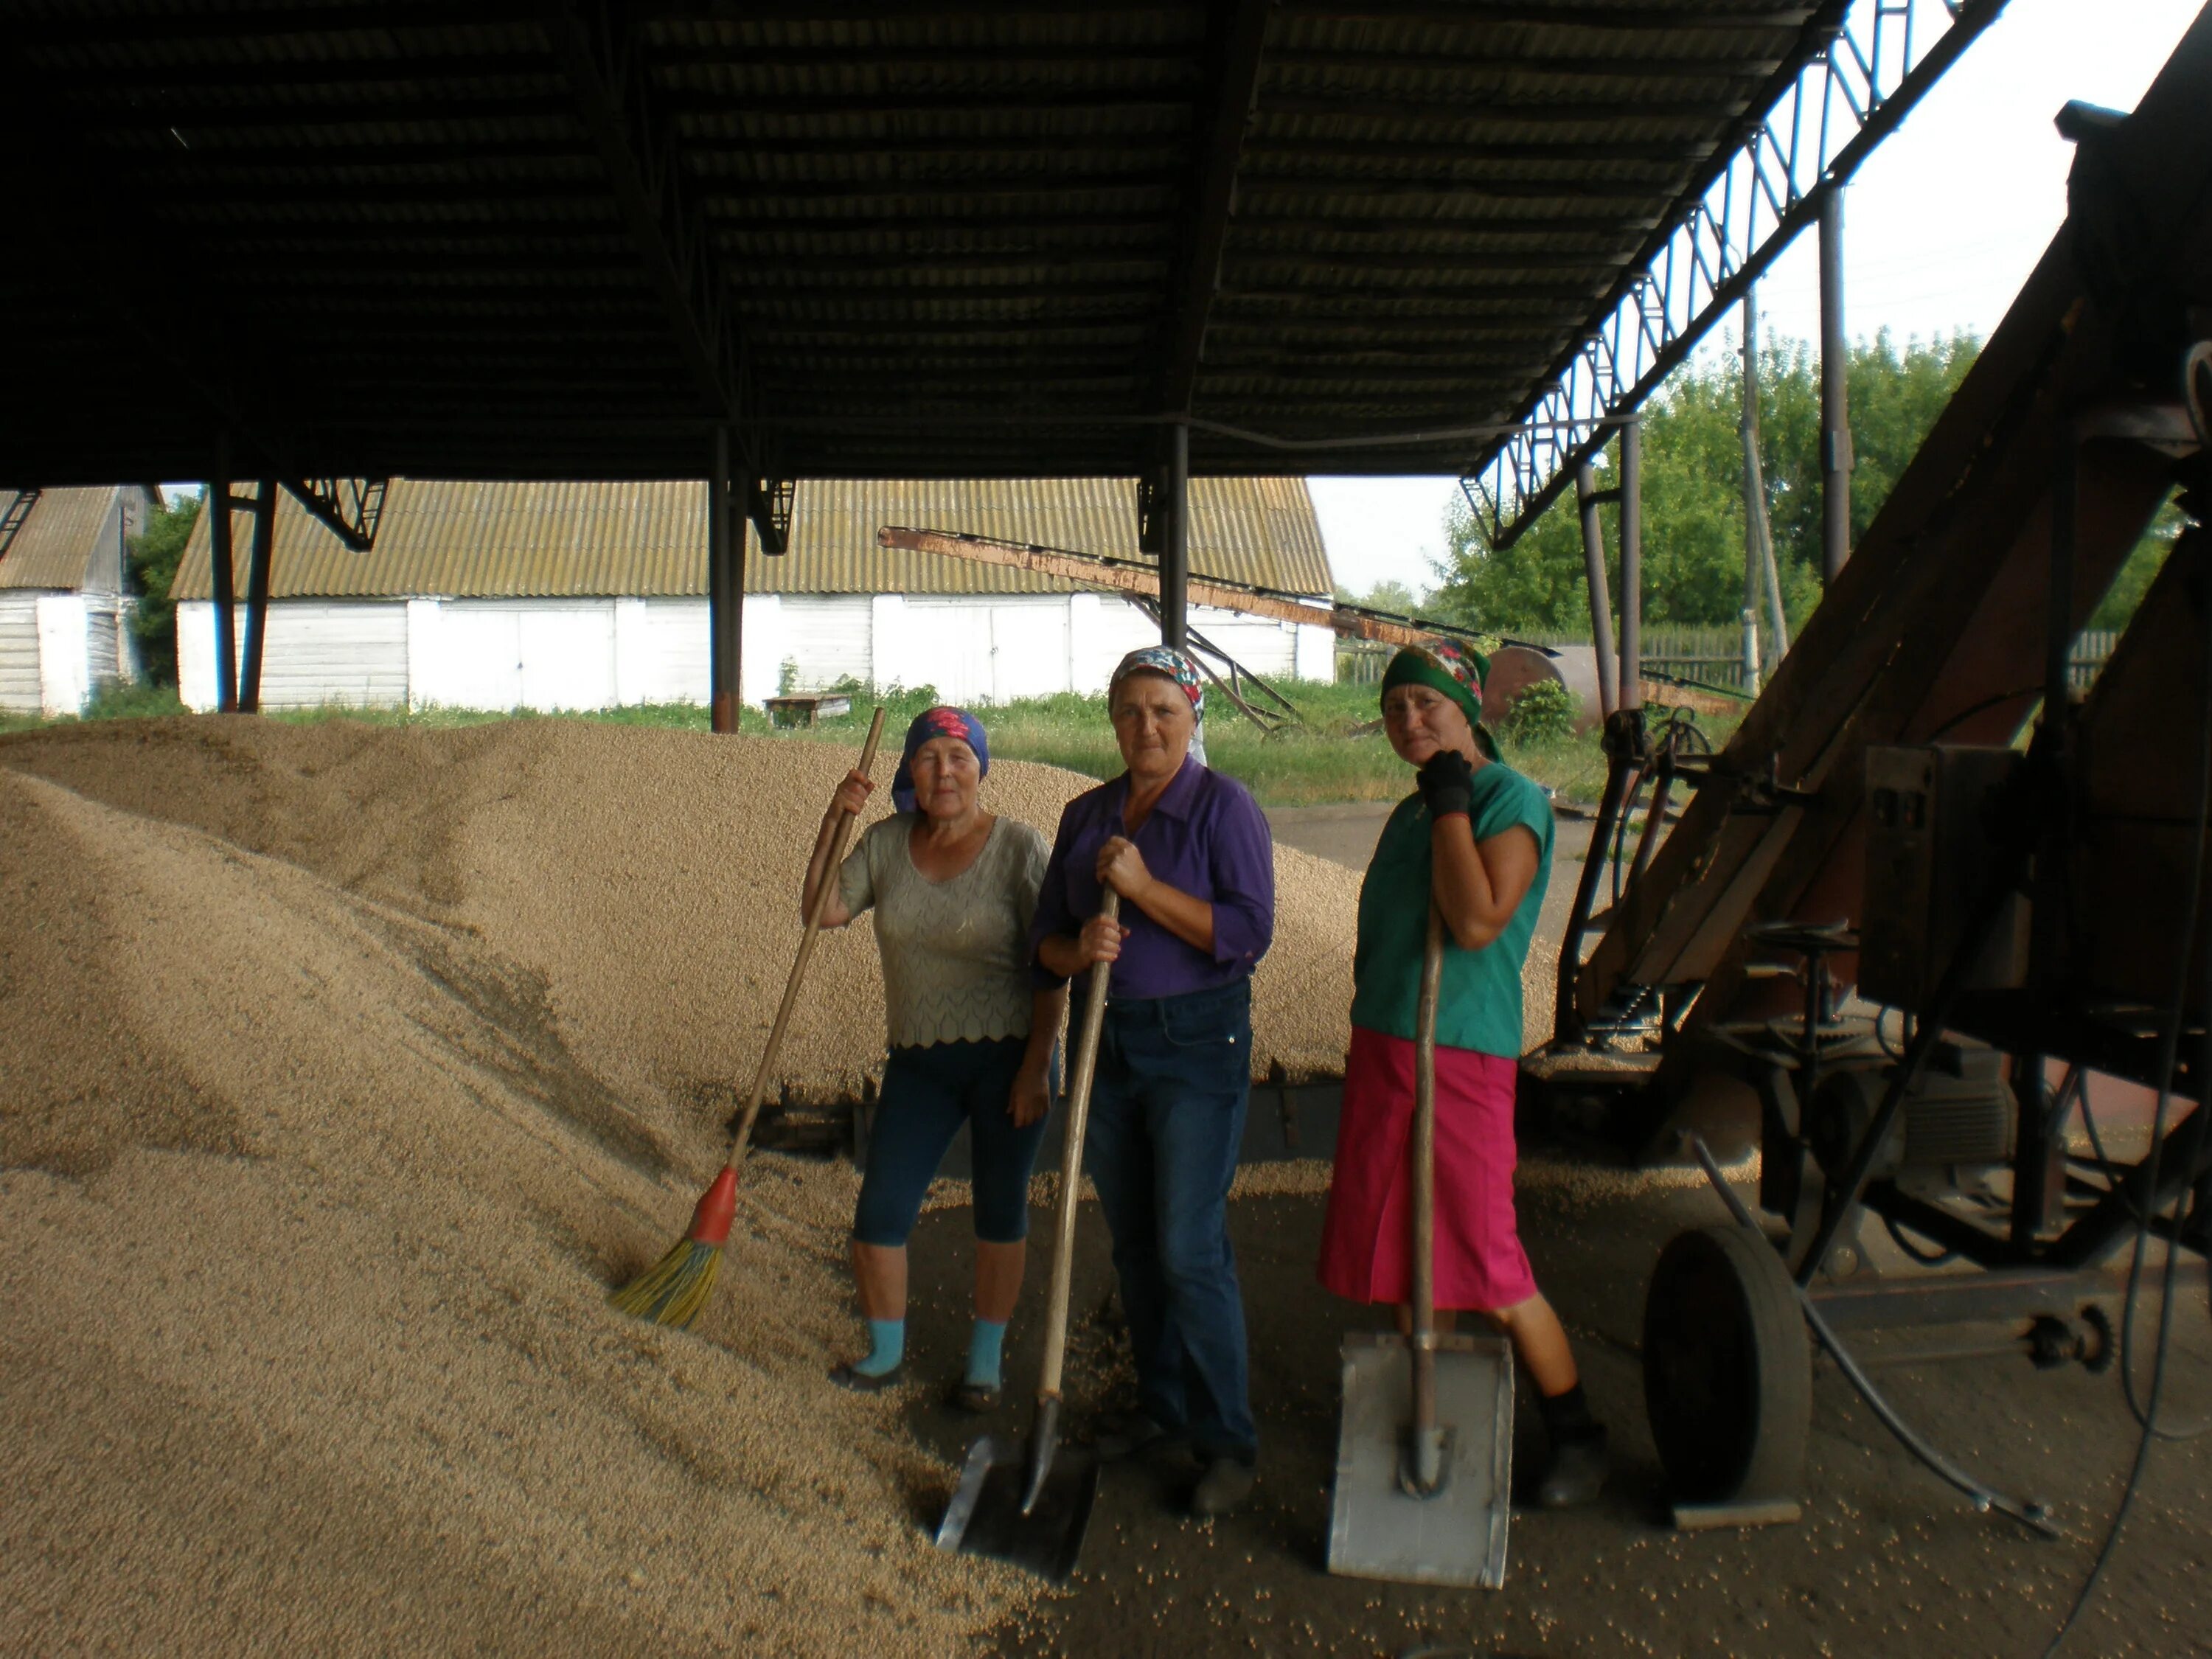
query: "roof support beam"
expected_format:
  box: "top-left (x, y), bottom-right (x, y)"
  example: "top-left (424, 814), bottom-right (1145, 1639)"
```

top-left (1468, 0), bottom-right (2008, 548)
top-left (1159, 0), bottom-right (1274, 414)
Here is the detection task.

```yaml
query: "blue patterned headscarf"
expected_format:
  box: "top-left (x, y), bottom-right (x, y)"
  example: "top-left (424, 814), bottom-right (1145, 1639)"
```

top-left (1110, 645), bottom-right (1208, 766)
top-left (891, 705), bottom-right (989, 813)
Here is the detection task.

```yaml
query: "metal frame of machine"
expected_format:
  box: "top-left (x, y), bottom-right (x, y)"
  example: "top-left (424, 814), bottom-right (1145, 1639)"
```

top-left (1526, 21), bottom-right (2212, 1514)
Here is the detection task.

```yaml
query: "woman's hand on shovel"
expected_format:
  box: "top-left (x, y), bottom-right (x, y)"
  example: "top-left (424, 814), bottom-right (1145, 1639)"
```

top-left (829, 768), bottom-right (874, 818)
top-left (1076, 913), bottom-right (1128, 966)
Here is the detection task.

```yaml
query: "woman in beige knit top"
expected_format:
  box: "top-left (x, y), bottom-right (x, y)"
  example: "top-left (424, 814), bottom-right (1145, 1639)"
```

top-left (801, 706), bottom-right (1062, 1408)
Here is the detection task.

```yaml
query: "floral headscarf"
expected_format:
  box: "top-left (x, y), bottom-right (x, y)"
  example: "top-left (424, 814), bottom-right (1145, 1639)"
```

top-left (1110, 644), bottom-right (1208, 767)
top-left (890, 705), bottom-right (988, 813)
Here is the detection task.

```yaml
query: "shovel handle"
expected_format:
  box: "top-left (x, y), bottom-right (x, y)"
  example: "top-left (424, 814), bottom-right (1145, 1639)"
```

top-left (725, 705), bottom-right (889, 1170)
top-left (1410, 901), bottom-right (1444, 1439)
top-left (1035, 889), bottom-right (1120, 1403)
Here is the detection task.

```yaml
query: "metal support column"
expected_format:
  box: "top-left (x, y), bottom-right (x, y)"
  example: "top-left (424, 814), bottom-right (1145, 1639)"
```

top-left (1820, 189), bottom-right (1853, 585)
top-left (209, 447), bottom-right (237, 715)
top-left (1160, 422), bottom-right (1190, 652)
top-left (709, 427), bottom-right (741, 734)
top-left (1739, 293), bottom-right (1767, 697)
top-left (238, 480), bottom-right (275, 714)
top-left (1575, 462), bottom-right (1618, 717)
top-left (1618, 420), bottom-right (1644, 710)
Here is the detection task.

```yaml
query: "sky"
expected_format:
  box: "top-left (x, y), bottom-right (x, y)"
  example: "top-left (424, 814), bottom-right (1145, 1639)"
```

top-left (1309, 0), bottom-right (2208, 600)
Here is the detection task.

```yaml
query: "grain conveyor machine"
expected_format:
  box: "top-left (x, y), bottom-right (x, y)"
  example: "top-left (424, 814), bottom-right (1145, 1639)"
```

top-left (1529, 13), bottom-right (2212, 1517)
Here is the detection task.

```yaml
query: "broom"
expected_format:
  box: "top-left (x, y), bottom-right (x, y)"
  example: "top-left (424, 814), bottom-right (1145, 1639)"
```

top-left (610, 705), bottom-right (888, 1328)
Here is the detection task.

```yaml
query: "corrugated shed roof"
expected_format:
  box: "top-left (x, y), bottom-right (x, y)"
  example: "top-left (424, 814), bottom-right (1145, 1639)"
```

top-left (0, 486), bottom-right (124, 591)
top-left (170, 476), bottom-right (1332, 602)
top-left (4, 1), bottom-right (1844, 484)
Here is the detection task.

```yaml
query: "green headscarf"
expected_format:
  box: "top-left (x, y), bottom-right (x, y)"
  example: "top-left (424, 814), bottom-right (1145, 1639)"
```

top-left (1381, 637), bottom-right (1500, 759)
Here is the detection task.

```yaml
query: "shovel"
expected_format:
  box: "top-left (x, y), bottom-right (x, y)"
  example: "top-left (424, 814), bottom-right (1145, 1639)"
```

top-left (934, 891), bottom-right (1119, 1582)
top-left (1326, 902), bottom-right (1517, 1589)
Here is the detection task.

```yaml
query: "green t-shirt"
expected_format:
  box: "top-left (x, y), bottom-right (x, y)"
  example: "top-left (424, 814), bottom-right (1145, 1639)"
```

top-left (1349, 760), bottom-right (1555, 1059)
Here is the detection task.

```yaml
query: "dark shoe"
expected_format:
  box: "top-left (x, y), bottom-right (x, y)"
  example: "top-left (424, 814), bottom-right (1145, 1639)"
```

top-left (1537, 1428), bottom-right (1609, 1509)
top-left (950, 1379), bottom-right (1000, 1413)
top-left (828, 1361), bottom-right (902, 1394)
top-left (1189, 1455), bottom-right (1256, 1519)
top-left (1091, 1411), bottom-right (1175, 1461)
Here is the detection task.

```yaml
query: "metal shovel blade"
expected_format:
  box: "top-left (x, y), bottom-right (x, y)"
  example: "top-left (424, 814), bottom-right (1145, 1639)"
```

top-left (933, 1433), bottom-right (1100, 1584)
top-left (1326, 1330), bottom-right (1516, 1588)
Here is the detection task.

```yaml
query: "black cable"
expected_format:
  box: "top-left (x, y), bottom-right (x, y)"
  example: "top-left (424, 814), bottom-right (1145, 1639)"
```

top-left (1882, 1210), bottom-right (1959, 1266)
top-left (2045, 532), bottom-right (2212, 1655)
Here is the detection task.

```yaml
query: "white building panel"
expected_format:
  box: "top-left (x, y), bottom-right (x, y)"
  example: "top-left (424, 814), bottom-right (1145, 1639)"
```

top-left (35, 594), bottom-right (89, 717)
top-left (623, 594), bottom-right (713, 706)
top-left (0, 594), bottom-right (41, 714)
top-left (776, 594), bottom-right (872, 692)
top-left (1295, 619), bottom-right (1335, 682)
top-left (739, 594), bottom-right (783, 711)
top-left (989, 598), bottom-right (1072, 702)
top-left (1073, 595), bottom-right (1165, 693)
top-left (420, 601), bottom-right (525, 711)
top-left (82, 594), bottom-right (131, 688)
top-left (254, 601), bottom-right (409, 710)
top-left (519, 603), bottom-right (618, 712)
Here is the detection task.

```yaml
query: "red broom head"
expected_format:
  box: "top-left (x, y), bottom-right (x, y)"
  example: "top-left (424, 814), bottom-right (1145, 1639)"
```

top-left (688, 1166), bottom-right (738, 1246)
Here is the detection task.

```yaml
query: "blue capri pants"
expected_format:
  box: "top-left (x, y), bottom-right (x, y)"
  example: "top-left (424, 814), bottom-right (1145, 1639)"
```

top-left (853, 1036), bottom-right (1048, 1247)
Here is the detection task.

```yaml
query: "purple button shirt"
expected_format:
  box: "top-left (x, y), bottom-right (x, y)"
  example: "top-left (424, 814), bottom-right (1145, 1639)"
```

top-left (1029, 756), bottom-right (1276, 1000)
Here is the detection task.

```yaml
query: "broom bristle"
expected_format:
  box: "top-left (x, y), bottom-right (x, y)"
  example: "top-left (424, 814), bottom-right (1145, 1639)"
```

top-left (608, 1237), bottom-right (724, 1329)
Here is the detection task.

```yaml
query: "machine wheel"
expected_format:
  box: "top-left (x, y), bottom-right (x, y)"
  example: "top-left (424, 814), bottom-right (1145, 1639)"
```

top-left (1642, 1224), bottom-right (1812, 1504)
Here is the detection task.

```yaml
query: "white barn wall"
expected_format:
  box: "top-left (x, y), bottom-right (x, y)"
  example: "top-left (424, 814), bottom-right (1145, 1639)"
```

top-left (35, 595), bottom-right (91, 717)
top-left (0, 594), bottom-right (41, 713)
top-left (175, 592), bottom-right (1335, 714)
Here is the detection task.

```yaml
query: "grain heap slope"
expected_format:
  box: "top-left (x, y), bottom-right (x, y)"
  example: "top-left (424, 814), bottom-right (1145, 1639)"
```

top-left (0, 717), bottom-right (1361, 1657)
top-left (1, 719), bottom-right (1358, 1107)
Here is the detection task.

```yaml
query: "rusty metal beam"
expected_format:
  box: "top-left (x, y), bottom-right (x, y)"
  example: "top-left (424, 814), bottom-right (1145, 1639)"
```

top-left (879, 524), bottom-right (1497, 650)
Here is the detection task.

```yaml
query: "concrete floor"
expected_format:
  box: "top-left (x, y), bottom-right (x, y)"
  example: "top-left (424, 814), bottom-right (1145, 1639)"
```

top-left (890, 800), bottom-right (2212, 1655)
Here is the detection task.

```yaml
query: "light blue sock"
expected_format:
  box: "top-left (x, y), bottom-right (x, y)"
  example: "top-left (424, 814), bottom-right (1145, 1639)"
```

top-left (966, 1318), bottom-right (1008, 1388)
top-left (853, 1317), bottom-right (905, 1377)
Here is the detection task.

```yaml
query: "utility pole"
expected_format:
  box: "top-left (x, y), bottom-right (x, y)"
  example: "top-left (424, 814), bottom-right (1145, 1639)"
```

top-left (1739, 295), bottom-right (1765, 698)
top-left (1819, 188), bottom-right (1853, 585)
top-left (1741, 291), bottom-right (1790, 681)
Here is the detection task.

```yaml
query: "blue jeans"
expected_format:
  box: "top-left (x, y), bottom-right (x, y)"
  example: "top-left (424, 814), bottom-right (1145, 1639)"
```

top-left (854, 1037), bottom-right (1047, 1247)
top-left (1084, 978), bottom-right (1256, 1461)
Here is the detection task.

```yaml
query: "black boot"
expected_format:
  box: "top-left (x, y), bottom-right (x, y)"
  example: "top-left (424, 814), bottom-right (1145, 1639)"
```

top-left (1536, 1384), bottom-right (1609, 1509)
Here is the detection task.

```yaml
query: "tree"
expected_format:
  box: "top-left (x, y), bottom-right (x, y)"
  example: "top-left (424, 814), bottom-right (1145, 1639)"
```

top-left (1432, 328), bottom-right (1980, 636)
top-left (128, 492), bottom-right (201, 686)
top-left (1335, 577), bottom-right (1421, 614)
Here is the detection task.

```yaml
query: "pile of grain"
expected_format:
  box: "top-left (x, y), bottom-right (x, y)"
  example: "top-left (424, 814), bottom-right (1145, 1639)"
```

top-left (0, 717), bottom-right (1363, 1655)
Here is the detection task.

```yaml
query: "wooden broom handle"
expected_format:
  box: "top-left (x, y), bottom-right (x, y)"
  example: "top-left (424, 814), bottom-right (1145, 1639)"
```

top-left (725, 704), bottom-right (888, 1170)
top-left (1037, 888), bottom-right (1120, 1402)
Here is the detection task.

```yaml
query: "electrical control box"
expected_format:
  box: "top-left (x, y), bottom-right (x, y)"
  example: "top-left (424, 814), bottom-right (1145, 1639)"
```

top-left (1860, 745), bottom-right (2030, 1012)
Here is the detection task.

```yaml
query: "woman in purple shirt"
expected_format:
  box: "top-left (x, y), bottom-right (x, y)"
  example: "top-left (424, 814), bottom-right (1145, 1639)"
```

top-left (1029, 646), bottom-right (1276, 1520)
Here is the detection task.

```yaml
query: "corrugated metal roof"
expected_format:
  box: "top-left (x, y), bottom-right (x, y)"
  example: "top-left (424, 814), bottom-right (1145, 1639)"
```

top-left (0, 486), bottom-right (126, 592)
top-left (170, 476), bottom-right (1332, 602)
top-left (2, 1), bottom-right (1845, 484)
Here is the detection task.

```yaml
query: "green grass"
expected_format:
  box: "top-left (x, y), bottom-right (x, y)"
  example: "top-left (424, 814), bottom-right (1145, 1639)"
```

top-left (0, 677), bottom-right (1745, 809)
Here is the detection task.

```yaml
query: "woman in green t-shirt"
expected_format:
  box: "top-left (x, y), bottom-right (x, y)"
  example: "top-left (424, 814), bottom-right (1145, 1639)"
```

top-left (1316, 640), bottom-right (1608, 1509)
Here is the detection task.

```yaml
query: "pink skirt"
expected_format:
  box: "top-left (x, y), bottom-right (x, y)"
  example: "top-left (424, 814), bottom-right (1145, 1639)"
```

top-left (1316, 1026), bottom-right (1537, 1311)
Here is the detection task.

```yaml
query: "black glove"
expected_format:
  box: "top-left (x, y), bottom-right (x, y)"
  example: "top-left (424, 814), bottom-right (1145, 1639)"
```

top-left (1416, 749), bottom-right (1475, 819)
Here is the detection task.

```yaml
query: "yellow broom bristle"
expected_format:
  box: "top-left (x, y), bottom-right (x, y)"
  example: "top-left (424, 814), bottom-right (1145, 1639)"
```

top-left (608, 1237), bottom-right (723, 1329)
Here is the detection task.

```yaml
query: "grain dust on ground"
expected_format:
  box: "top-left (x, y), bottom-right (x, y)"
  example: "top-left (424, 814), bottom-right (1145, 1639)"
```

top-left (0, 716), bottom-right (1363, 1655)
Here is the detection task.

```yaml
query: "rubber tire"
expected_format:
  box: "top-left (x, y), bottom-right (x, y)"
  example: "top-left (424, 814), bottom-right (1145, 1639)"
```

top-left (1641, 1223), bottom-right (1812, 1504)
